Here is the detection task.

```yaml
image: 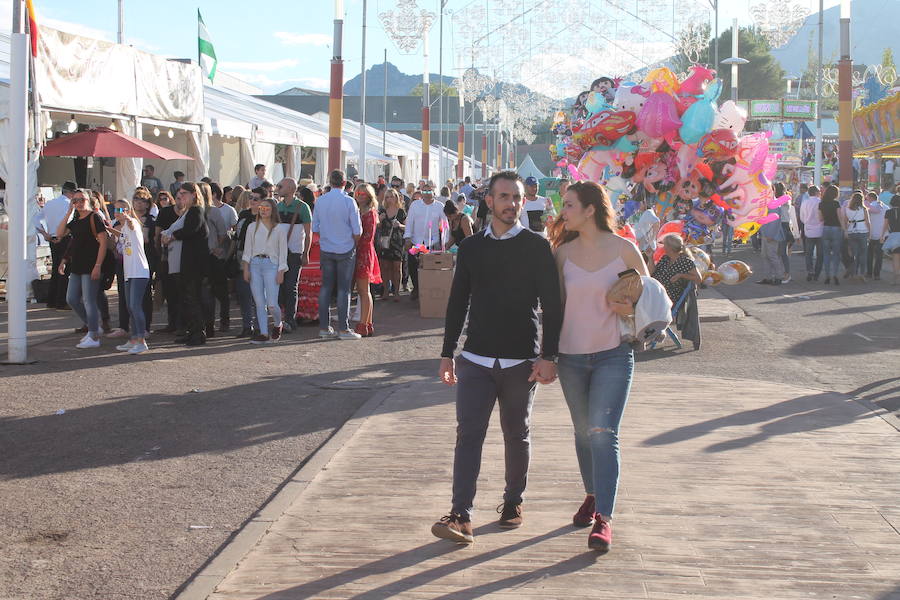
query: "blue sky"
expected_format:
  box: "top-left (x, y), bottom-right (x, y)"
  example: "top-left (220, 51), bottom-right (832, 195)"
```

top-left (4, 0), bottom-right (842, 95)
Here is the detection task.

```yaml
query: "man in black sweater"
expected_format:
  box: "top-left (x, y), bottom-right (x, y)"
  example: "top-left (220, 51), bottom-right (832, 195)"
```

top-left (432, 171), bottom-right (562, 545)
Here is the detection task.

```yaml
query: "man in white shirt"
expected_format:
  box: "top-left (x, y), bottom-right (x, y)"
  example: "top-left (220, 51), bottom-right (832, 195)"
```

top-left (403, 181), bottom-right (449, 301)
top-left (799, 185), bottom-right (823, 281)
top-left (36, 181), bottom-right (76, 308)
top-left (865, 190), bottom-right (888, 279)
top-left (518, 176), bottom-right (556, 235)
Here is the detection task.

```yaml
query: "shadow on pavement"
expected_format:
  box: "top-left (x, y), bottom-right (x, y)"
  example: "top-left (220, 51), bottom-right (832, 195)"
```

top-left (0, 360), bottom-right (439, 480)
top-left (847, 377), bottom-right (900, 414)
top-left (786, 317), bottom-right (900, 356)
top-left (254, 525), bottom-right (578, 600)
top-left (807, 303), bottom-right (898, 317)
top-left (642, 391), bottom-right (878, 452)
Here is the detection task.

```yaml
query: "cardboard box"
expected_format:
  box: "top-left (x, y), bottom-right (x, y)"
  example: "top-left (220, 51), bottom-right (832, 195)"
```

top-left (420, 252), bottom-right (455, 269)
top-left (418, 268), bottom-right (454, 318)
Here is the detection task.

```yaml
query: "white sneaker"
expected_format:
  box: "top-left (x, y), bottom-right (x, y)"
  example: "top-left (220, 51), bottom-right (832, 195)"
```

top-left (76, 336), bottom-right (100, 349)
top-left (319, 328), bottom-right (339, 339)
top-left (116, 341), bottom-right (136, 352)
top-left (78, 333), bottom-right (93, 345)
top-left (338, 329), bottom-right (362, 341)
top-left (128, 342), bottom-right (149, 355)
top-left (781, 275), bottom-right (792, 284)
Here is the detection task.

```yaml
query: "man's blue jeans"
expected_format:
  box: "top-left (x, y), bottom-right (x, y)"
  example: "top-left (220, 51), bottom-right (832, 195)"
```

top-left (804, 237), bottom-right (823, 279)
top-left (318, 248), bottom-right (356, 331)
top-left (235, 276), bottom-right (256, 330)
top-left (557, 343), bottom-right (634, 519)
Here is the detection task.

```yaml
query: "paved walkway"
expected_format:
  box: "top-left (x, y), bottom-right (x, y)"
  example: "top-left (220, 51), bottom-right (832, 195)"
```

top-left (184, 373), bottom-right (900, 600)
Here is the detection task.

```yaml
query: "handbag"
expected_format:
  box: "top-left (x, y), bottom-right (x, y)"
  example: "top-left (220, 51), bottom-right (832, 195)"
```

top-left (88, 214), bottom-right (118, 290)
top-left (378, 218), bottom-right (394, 251)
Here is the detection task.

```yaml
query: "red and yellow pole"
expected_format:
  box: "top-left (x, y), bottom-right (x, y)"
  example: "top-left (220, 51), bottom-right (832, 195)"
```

top-left (457, 122), bottom-right (464, 179)
top-left (422, 105), bottom-right (430, 180)
top-left (837, 0), bottom-right (853, 193)
top-left (327, 1), bottom-right (344, 172)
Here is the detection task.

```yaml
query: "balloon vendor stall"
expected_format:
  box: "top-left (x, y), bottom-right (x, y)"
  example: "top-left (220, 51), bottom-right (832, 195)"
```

top-left (549, 65), bottom-right (784, 281)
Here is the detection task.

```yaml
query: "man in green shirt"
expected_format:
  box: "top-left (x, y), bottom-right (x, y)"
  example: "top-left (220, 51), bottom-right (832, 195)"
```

top-left (275, 177), bottom-right (312, 332)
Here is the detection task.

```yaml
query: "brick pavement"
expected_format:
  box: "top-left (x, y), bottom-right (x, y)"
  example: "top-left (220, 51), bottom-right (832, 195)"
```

top-left (194, 373), bottom-right (900, 600)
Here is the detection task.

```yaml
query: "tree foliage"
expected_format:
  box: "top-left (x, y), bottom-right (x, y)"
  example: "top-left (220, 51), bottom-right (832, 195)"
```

top-left (410, 82), bottom-right (458, 97)
top-left (672, 25), bottom-right (786, 100)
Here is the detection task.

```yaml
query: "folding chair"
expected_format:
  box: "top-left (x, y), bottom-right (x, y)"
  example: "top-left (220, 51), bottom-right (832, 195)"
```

top-left (653, 281), bottom-right (694, 350)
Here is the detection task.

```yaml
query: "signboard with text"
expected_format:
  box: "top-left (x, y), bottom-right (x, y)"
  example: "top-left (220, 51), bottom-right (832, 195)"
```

top-left (745, 99), bottom-right (819, 120)
top-left (750, 100), bottom-right (783, 118)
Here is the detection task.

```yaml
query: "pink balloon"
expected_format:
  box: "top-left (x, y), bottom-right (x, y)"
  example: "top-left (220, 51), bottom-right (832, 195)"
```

top-left (637, 92), bottom-right (682, 139)
top-left (767, 194), bottom-right (791, 210)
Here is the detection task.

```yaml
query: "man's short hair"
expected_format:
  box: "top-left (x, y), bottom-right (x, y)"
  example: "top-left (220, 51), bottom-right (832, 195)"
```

top-left (254, 164), bottom-right (265, 172)
top-left (145, 164), bottom-right (155, 173)
top-left (329, 170), bottom-right (346, 187)
top-left (62, 181), bottom-right (77, 192)
top-left (591, 77), bottom-right (614, 89)
top-left (209, 182), bottom-right (223, 200)
top-left (260, 180), bottom-right (273, 190)
top-left (200, 177), bottom-right (212, 184)
top-left (464, 176), bottom-right (471, 183)
top-left (807, 185), bottom-right (820, 196)
top-left (173, 171), bottom-right (185, 178)
top-left (251, 187), bottom-right (267, 198)
top-left (487, 171), bottom-right (521, 196)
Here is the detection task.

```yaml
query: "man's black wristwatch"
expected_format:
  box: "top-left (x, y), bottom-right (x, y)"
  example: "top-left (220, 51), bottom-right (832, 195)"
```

top-left (540, 354), bottom-right (558, 364)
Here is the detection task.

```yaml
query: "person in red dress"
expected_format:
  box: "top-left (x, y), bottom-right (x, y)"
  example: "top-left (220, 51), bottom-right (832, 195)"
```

top-left (353, 183), bottom-right (382, 337)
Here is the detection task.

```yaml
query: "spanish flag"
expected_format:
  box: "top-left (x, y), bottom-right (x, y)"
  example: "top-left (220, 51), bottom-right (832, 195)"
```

top-left (25, 0), bottom-right (38, 57)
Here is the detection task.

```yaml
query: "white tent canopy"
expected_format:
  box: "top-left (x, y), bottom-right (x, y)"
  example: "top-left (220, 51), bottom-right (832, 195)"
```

top-left (517, 154), bottom-right (546, 180)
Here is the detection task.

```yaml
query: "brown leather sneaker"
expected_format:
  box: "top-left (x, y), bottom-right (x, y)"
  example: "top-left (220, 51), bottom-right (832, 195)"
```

top-left (497, 502), bottom-right (523, 529)
top-left (431, 513), bottom-right (474, 544)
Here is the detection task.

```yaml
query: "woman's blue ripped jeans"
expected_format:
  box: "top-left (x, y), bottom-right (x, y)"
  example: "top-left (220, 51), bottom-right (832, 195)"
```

top-left (557, 342), bottom-right (634, 518)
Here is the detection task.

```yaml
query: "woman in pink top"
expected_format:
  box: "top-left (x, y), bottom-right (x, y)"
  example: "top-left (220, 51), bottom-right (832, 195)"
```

top-left (550, 181), bottom-right (648, 553)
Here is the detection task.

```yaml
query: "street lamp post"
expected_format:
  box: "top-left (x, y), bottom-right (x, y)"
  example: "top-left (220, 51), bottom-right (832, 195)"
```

top-left (721, 19), bottom-right (748, 103)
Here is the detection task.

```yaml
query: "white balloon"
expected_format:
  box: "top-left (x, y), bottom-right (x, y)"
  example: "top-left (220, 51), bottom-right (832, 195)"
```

top-left (713, 100), bottom-right (748, 134)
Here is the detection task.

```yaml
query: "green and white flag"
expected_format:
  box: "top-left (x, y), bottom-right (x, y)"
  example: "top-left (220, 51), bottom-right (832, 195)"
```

top-left (198, 10), bottom-right (217, 83)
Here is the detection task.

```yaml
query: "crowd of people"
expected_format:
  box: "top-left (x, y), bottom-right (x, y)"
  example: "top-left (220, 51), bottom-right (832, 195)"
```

top-left (35, 165), bottom-right (561, 351)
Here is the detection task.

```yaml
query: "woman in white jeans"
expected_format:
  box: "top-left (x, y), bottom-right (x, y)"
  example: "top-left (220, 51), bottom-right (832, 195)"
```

top-left (242, 198), bottom-right (288, 344)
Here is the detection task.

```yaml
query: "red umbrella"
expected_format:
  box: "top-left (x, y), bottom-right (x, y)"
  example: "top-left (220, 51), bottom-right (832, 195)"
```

top-left (42, 127), bottom-right (193, 161)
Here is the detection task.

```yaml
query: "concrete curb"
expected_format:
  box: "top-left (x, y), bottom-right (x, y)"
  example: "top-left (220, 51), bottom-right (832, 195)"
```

top-left (698, 287), bottom-right (746, 322)
top-left (171, 384), bottom-right (402, 600)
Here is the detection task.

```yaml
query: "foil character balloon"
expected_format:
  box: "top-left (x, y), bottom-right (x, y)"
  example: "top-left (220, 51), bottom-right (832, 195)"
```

top-left (573, 110), bottom-right (637, 149)
top-left (584, 91), bottom-right (611, 116)
top-left (614, 83), bottom-right (650, 114)
top-left (643, 67), bottom-right (680, 96)
top-left (678, 79), bottom-right (721, 144)
top-left (713, 100), bottom-right (748, 134)
top-left (679, 64), bottom-right (717, 96)
top-left (717, 260), bottom-right (752, 285)
top-left (698, 128), bottom-right (740, 161)
top-left (637, 91), bottom-right (682, 139)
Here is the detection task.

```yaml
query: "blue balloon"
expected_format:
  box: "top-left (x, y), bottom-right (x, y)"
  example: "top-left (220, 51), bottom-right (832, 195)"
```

top-left (584, 91), bottom-right (612, 116)
top-left (678, 79), bottom-right (722, 144)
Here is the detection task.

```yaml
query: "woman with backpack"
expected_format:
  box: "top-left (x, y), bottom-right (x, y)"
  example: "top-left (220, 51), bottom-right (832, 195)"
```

top-left (56, 189), bottom-right (109, 349)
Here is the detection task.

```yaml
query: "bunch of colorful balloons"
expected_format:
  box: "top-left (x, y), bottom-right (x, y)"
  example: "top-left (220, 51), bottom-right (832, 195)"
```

top-left (550, 65), bottom-right (784, 248)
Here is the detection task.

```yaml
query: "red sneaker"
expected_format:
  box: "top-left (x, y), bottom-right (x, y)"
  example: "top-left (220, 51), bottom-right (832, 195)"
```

top-left (588, 515), bottom-right (612, 553)
top-left (572, 495), bottom-right (595, 528)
